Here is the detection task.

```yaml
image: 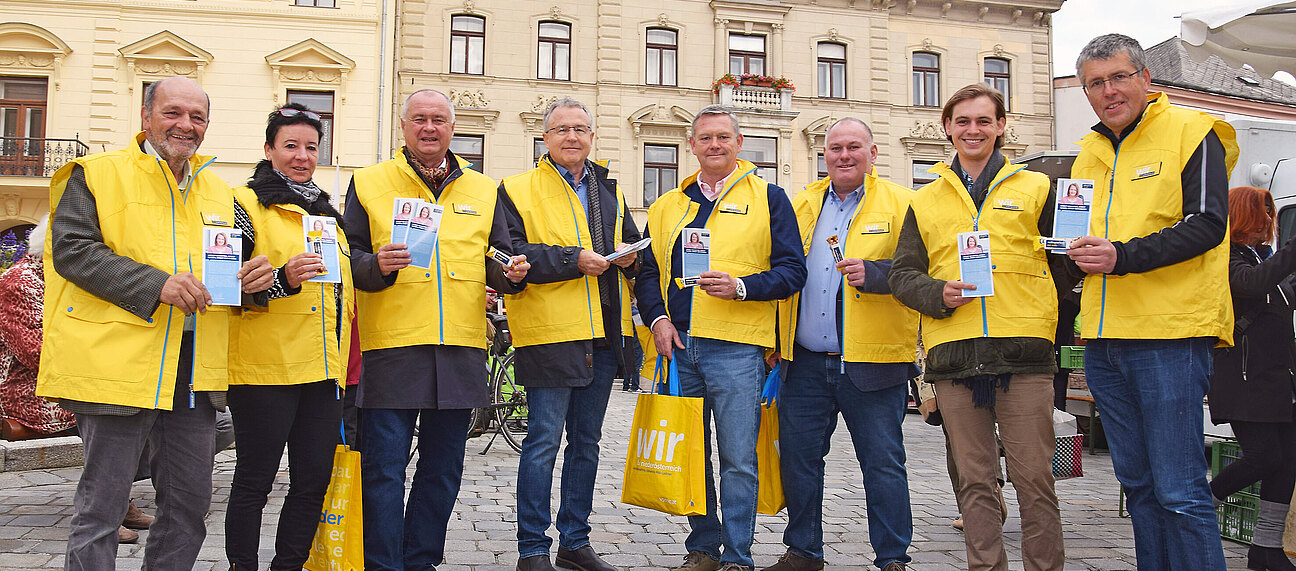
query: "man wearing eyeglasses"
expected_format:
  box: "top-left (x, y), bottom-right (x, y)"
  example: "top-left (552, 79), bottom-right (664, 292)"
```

top-left (498, 98), bottom-right (641, 571)
top-left (342, 88), bottom-right (529, 571)
top-left (635, 105), bottom-right (806, 571)
top-left (1067, 33), bottom-right (1239, 570)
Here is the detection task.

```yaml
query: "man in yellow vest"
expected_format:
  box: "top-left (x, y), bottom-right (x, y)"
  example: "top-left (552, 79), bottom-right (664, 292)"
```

top-left (40, 76), bottom-right (272, 570)
top-left (767, 118), bottom-right (917, 571)
top-left (498, 98), bottom-right (641, 571)
top-left (341, 89), bottom-right (529, 570)
top-left (889, 84), bottom-right (1064, 570)
top-left (635, 105), bottom-right (807, 571)
top-left (1067, 34), bottom-right (1239, 570)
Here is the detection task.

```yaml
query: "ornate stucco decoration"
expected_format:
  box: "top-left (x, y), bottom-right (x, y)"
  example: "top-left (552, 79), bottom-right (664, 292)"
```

top-left (627, 104), bottom-right (694, 148)
top-left (264, 39), bottom-right (356, 104)
top-left (119, 31), bottom-right (212, 84)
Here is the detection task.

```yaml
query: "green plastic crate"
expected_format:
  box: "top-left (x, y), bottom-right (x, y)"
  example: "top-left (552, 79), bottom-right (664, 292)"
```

top-left (1059, 345), bottom-right (1085, 369)
top-left (1211, 440), bottom-right (1261, 496)
top-left (1216, 491), bottom-right (1258, 544)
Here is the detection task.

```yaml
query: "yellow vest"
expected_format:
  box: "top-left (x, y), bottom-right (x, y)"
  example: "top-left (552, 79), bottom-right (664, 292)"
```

top-left (1073, 92), bottom-right (1240, 345)
top-left (499, 157), bottom-right (633, 347)
top-left (778, 174), bottom-right (920, 363)
top-left (38, 132), bottom-right (234, 409)
top-left (351, 151), bottom-right (497, 351)
top-left (909, 160), bottom-right (1057, 350)
top-left (229, 186), bottom-right (355, 385)
top-left (645, 159), bottom-right (777, 348)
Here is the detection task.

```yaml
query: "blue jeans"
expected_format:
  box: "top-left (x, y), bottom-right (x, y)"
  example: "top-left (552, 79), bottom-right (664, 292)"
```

top-left (675, 331), bottom-right (764, 568)
top-left (1085, 338), bottom-right (1226, 570)
top-left (516, 347), bottom-right (617, 558)
top-left (360, 407), bottom-right (470, 571)
top-left (778, 351), bottom-right (912, 568)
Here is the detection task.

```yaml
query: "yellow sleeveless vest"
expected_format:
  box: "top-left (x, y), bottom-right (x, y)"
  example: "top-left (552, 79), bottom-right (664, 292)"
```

top-left (351, 151), bottom-right (496, 351)
top-left (499, 157), bottom-right (633, 348)
top-left (39, 132), bottom-right (233, 409)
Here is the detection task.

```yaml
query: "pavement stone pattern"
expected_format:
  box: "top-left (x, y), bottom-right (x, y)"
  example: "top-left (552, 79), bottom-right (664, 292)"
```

top-left (0, 389), bottom-right (1252, 570)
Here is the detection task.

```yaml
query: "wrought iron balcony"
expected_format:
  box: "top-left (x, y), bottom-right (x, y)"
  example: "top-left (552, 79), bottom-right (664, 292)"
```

top-left (0, 137), bottom-right (90, 177)
top-left (716, 84), bottom-right (794, 112)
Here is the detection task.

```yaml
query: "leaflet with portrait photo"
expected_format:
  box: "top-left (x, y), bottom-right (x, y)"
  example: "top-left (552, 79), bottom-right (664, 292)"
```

top-left (405, 202), bottom-right (443, 269)
top-left (391, 197), bottom-right (420, 245)
top-left (303, 215), bottom-right (342, 284)
top-left (679, 228), bottom-right (710, 287)
top-left (957, 230), bottom-right (994, 298)
top-left (202, 227), bottom-right (242, 306)
top-left (1050, 178), bottom-right (1094, 252)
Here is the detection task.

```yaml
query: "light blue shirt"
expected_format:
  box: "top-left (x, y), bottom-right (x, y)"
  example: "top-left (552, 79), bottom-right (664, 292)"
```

top-left (554, 162), bottom-right (590, 214)
top-left (795, 182), bottom-right (863, 353)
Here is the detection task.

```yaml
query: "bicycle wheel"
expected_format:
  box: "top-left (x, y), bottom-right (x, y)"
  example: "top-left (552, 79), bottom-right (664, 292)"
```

top-left (491, 351), bottom-right (527, 452)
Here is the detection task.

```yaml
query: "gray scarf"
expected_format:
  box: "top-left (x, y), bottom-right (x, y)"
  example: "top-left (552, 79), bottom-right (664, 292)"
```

top-left (272, 168), bottom-right (323, 204)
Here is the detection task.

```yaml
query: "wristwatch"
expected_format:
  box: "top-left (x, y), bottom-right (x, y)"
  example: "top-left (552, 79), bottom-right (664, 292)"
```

top-left (734, 278), bottom-right (747, 301)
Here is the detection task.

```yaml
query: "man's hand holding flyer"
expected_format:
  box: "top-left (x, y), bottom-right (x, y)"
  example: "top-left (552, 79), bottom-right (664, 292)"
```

top-left (957, 230), bottom-right (994, 297)
top-left (679, 228), bottom-right (710, 287)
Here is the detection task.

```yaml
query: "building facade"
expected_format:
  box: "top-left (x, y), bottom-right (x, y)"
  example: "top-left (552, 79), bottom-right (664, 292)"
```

top-left (395, 0), bottom-right (1064, 221)
top-left (0, 0), bottom-right (392, 237)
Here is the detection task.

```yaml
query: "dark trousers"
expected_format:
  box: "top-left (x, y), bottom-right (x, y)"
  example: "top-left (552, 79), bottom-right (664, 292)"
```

top-left (1211, 405), bottom-right (1296, 503)
top-left (226, 380), bottom-right (342, 570)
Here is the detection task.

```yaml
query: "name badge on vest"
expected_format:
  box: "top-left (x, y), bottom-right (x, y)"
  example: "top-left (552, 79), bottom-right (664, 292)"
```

top-left (991, 198), bottom-right (1022, 211)
top-left (860, 222), bottom-right (890, 234)
top-left (1132, 162), bottom-right (1162, 180)
top-left (202, 212), bottom-right (231, 226)
top-left (452, 203), bottom-right (479, 215)
top-left (717, 202), bottom-right (748, 215)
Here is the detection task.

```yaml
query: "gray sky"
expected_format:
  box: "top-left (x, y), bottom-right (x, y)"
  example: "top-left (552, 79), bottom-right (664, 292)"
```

top-left (1051, 0), bottom-right (1252, 77)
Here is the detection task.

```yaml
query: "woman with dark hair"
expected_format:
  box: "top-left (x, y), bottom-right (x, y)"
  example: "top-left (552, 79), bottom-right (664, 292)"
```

top-left (1209, 186), bottom-right (1296, 571)
top-left (224, 102), bottom-right (356, 571)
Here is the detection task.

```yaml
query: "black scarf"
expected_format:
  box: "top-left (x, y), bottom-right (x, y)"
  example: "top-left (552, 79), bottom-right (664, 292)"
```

top-left (246, 160), bottom-right (344, 229)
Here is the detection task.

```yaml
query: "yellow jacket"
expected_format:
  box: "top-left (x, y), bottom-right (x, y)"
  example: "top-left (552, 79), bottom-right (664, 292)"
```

top-left (1073, 92), bottom-right (1239, 344)
top-left (350, 151), bottom-right (497, 351)
top-left (498, 156), bottom-right (633, 347)
top-left (909, 161), bottom-right (1057, 349)
top-left (779, 174), bottom-right (919, 363)
top-left (39, 132), bottom-right (233, 409)
top-left (645, 159), bottom-right (777, 348)
top-left (229, 186), bottom-right (354, 385)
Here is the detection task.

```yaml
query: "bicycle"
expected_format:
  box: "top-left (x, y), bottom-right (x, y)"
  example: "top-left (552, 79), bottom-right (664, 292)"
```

top-left (471, 311), bottom-right (527, 453)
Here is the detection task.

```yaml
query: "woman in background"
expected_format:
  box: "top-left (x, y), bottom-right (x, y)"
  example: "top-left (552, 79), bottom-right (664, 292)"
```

top-left (1208, 186), bottom-right (1296, 571)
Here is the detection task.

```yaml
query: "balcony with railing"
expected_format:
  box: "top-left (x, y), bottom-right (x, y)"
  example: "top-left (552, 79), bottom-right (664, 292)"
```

top-left (716, 84), bottom-right (794, 112)
top-left (0, 137), bottom-right (90, 177)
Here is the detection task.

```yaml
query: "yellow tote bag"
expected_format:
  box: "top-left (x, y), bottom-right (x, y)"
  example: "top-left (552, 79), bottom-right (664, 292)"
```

top-left (304, 443), bottom-right (364, 571)
top-left (621, 356), bottom-right (706, 516)
top-left (757, 363), bottom-right (785, 515)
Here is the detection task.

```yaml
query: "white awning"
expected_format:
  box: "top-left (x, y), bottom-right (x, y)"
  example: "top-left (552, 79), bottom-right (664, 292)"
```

top-left (1180, 2), bottom-right (1296, 78)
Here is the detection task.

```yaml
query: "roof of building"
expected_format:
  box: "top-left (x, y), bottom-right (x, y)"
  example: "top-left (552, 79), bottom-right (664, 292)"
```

top-left (1146, 37), bottom-right (1296, 105)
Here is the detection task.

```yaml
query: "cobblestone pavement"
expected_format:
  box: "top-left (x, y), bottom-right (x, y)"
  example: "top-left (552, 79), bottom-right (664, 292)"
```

top-left (0, 388), bottom-right (1251, 570)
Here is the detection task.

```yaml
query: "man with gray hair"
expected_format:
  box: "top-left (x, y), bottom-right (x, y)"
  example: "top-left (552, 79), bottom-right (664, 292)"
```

top-left (40, 75), bottom-right (272, 569)
top-left (765, 117), bottom-right (916, 571)
top-left (499, 97), bottom-right (641, 571)
top-left (1067, 33), bottom-right (1238, 570)
top-left (635, 105), bottom-right (805, 571)
top-left (342, 87), bottom-right (529, 570)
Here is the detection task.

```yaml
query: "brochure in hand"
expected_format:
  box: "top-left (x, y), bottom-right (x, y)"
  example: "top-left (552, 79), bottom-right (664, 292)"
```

top-left (405, 202), bottom-right (443, 269)
top-left (303, 215), bottom-right (342, 284)
top-left (1050, 178), bottom-right (1095, 252)
top-left (202, 227), bottom-right (242, 306)
top-left (679, 228), bottom-right (710, 287)
top-left (957, 230), bottom-right (994, 298)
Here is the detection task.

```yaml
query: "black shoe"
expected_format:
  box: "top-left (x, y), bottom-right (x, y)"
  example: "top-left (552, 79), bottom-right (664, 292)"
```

top-left (556, 546), bottom-right (618, 571)
top-left (518, 554), bottom-right (559, 571)
top-left (1248, 545), bottom-right (1296, 571)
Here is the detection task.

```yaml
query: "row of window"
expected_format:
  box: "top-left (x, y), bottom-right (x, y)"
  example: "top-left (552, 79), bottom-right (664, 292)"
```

top-left (448, 15), bottom-right (1014, 106)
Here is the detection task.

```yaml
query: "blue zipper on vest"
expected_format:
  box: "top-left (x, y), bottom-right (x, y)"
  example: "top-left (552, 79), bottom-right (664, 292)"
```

top-left (1098, 143), bottom-right (1120, 339)
top-left (971, 165), bottom-right (1026, 338)
top-left (320, 284), bottom-right (330, 379)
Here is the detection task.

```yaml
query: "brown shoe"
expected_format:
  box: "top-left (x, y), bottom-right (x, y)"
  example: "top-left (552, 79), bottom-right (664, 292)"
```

top-left (117, 525), bottom-right (139, 544)
top-left (672, 551), bottom-right (720, 571)
top-left (760, 551), bottom-right (823, 571)
top-left (123, 502), bottom-right (154, 530)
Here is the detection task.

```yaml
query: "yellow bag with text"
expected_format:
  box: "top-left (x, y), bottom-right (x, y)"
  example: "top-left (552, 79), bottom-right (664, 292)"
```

top-left (757, 364), bottom-right (785, 515)
top-left (621, 356), bottom-right (706, 516)
top-left (303, 444), bottom-right (364, 571)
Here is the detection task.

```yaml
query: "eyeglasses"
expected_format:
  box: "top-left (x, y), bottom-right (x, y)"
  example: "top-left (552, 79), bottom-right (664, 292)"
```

top-left (1083, 70), bottom-right (1143, 93)
top-left (545, 125), bottom-right (592, 136)
top-left (278, 108), bottom-right (321, 121)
